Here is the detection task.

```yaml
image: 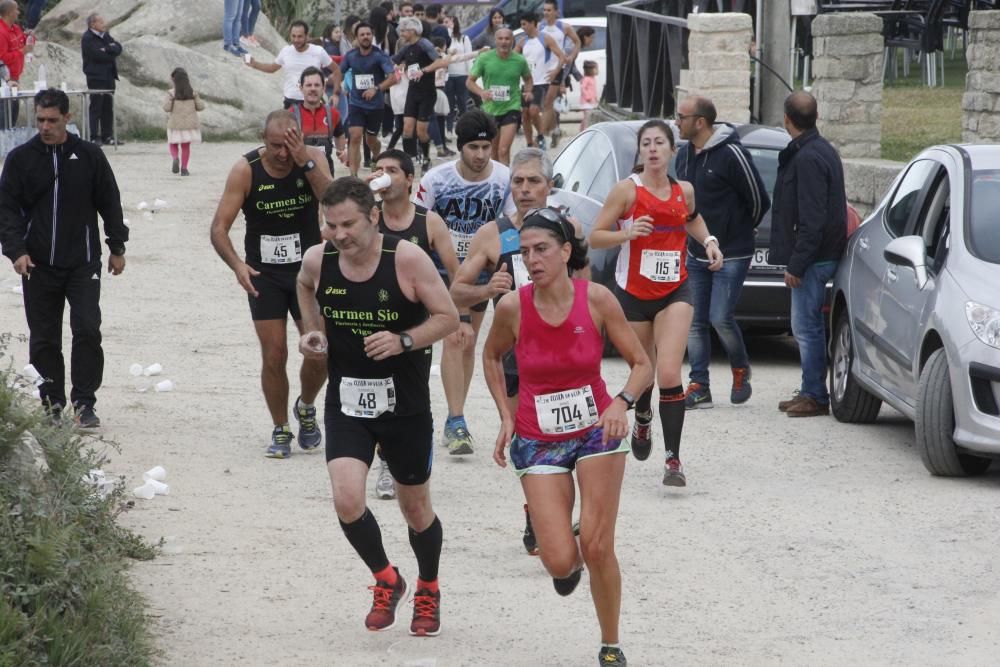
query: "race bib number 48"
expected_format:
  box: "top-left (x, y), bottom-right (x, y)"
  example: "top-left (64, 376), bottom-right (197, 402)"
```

top-left (534, 385), bottom-right (599, 435)
top-left (639, 249), bottom-right (680, 283)
top-left (260, 233), bottom-right (302, 265)
top-left (355, 74), bottom-right (375, 90)
top-left (340, 377), bottom-right (396, 418)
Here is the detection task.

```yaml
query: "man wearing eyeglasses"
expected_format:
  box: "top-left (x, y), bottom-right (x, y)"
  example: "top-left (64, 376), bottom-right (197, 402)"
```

top-left (674, 95), bottom-right (769, 411)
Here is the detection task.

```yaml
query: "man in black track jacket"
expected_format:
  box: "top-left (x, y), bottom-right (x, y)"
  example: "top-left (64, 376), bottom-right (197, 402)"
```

top-left (0, 88), bottom-right (128, 427)
top-left (675, 95), bottom-right (769, 410)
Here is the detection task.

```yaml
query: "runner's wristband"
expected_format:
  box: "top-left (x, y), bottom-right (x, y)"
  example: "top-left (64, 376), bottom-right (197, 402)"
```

top-left (703, 235), bottom-right (719, 248)
top-left (459, 314), bottom-right (472, 324)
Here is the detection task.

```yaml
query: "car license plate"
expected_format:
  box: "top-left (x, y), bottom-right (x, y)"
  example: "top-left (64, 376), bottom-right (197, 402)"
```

top-left (751, 247), bottom-right (784, 271)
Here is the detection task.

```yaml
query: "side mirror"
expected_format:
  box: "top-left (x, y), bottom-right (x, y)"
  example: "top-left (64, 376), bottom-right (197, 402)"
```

top-left (553, 173), bottom-right (564, 189)
top-left (884, 235), bottom-right (929, 290)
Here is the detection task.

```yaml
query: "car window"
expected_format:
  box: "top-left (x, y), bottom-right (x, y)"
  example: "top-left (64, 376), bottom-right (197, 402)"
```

top-left (553, 131), bottom-right (594, 190)
top-left (588, 153), bottom-right (617, 201)
top-left (884, 159), bottom-right (937, 237)
top-left (563, 131), bottom-right (612, 196)
top-left (968, 169), bottom-right (1000, 264)
top-left (746, 147), bottom-right (779, 196)
top-left (912, 168), bottom-right (950, 272)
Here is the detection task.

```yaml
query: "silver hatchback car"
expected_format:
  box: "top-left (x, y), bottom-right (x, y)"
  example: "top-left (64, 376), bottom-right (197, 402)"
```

top-left (829, 144), bottom-right (1000, 477)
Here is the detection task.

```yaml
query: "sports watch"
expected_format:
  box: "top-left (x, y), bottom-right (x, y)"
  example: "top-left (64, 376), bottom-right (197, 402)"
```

top-left (615, 391), bottom-right (636, 410)
top-left (302, 159), bottom-right (316, 172)
top-left (399, 332), bottom-right (414, 352)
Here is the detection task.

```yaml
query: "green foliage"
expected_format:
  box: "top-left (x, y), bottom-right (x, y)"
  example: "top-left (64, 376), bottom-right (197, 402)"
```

top-left (262, 0), bottom-right (324, 36)
top-left (0, 350), bottom-right (159, 666)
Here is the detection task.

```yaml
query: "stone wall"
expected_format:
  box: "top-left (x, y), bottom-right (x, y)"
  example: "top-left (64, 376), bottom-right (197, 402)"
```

top-left (843, 158), bottom-right (904, 218)
top-left (676, 12), bottom-right (752, 124)
top-left (963, 10), bottom-right (1000, 143)
top-left (811, 12), bottom-right (884, 159)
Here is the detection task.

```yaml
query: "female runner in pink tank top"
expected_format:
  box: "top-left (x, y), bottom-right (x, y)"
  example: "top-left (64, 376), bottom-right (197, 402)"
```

top-left (483, 207), bottom-right (652, 667)
top-left (590, 120), bottom-right (723, 488)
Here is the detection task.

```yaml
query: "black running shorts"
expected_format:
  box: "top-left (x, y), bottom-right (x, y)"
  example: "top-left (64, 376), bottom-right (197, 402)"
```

top-left (530, 84), bottom-right (549, 108)
top-left (404, 88), bottom-right (436, 122)
top-left (348, 106), bottom-right (382, 135)
top-left (614, 281), bottom-right (692, 322)
top-left (325, 409), bottom-right (434, 485)
top-left (494, 110), bottom-right (521, 127)
top-left (248, 269), bottom-right (302, 321)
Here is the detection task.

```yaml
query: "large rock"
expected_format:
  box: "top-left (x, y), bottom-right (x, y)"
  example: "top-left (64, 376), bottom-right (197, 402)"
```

top-left (29, 0), bottom-right (290, 138)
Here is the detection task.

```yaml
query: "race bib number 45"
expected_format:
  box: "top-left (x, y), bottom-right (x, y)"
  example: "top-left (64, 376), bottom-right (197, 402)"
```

top-left (534, 385), bottom-right (599, 435)
top-left (340, 377), bottom-right (396, 418)
top-left (639, 249), bottom-right (680, 283)
top-left (260, 233), bottom-right (302, 265)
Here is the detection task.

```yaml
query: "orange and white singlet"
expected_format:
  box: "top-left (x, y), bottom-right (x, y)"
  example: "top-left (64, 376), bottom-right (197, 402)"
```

top-left (614, 173), bottom-right (690, 300)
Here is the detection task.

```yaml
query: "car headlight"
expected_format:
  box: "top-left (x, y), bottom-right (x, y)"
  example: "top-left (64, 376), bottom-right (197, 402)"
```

top-left (966, 302), bottom-right (1000, 349)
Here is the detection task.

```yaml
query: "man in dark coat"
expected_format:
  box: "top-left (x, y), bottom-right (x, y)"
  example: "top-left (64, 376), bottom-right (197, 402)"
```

top-left (81, 13), bottom-right (123, 145)
top-left (770, 91), bottom-right (847, 418)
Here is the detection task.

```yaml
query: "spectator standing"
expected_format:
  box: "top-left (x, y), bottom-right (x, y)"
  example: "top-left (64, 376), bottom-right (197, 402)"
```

top-left (247, 20), bottom-right (339, 109)
top-left (578, 60), bottom-right (597, 130)
top-left (443, 15), bottom-right (472, 135)
top-left (771, 91), bottom-right (847, 418)
top-left (400, 2), bottom-right (415, 17)
top-left (425, 4), bottom-right (450, 47)
top-left (0, 89), bottom-right (128, 428)
top-left (0, 0), bottom-right (29, 129)
top-left (81, 13), bottom-right (123, 145)
top-left (223, 0), bottom-right (248, 57)
top-left (472, 9), bottom-right (505, 50)
top-left (322, 23), bottom-right (343, 57)
top-left (369, 6), bottom-right (398, 140)
top-left (162, 67), bottom-right (205, 176)
top-left (25, 0), bottom-right (47, 30)
top-left (674, 95), bottom-right (769, 409)
top-left (240, 0), bottom-right (262, 48)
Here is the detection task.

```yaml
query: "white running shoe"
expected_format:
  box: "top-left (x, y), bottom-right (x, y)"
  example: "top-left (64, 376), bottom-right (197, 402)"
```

top-left (376, 460), bottom-right (396, 499)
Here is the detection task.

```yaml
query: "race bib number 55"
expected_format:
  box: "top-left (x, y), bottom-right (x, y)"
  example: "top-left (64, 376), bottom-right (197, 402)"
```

top-left (340, 377), bottom-right (396, 418)
top-left (534, 385), bottom-right (599, 435)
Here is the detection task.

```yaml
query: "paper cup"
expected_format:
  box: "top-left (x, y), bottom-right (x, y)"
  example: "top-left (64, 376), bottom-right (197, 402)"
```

top-left (129, 363), bottom-right (144, 377)
top-left (154, 379), bottom-right (174, 393)
top-left (144, 478), bottom-right (170, 496)
top-left (244, 53), bottom-right (252, 65)
top-left (143, 363), bottom-right (163, 376)
top-left (133, 483), bottom-right (155, 500)
top-left (143, 465), bottom-right (167, 482)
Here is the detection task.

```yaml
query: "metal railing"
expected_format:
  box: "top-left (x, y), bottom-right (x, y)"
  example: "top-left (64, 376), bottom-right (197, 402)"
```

top-left (604, 0), bottom-right (752, 118)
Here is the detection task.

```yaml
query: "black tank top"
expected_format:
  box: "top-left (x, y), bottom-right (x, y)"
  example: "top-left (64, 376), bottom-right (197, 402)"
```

top-left (316, 235), bottom-right (431, 418)
top-left (378, 203), bottom-right (431, 256)
top-left (241, 148), bottom-right (320, 272)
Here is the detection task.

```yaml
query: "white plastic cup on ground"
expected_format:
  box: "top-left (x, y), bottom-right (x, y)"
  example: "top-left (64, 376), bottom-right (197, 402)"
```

top-left (154, 379), bottom-right (174, 392)
top-left (244, 53), bottom-right (252, 65)
top-left (143, 466), bottom-right (167, 482)
top-left (144, 478), bottom-right (170, 496)
top-left (129, 363), bottom-right (143, 377)
top-left (23, 364), bottom-right (40, 381)
top-left (136, 201), bottom-right (148, 210)
top-left (133, 483), bottom-right (155, 500)
top-left (143, 363), bottom-right (163, 376)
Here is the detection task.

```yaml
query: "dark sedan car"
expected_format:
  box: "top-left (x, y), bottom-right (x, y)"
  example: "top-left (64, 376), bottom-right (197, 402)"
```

top-left (547, 120), bottom-right (793, 332)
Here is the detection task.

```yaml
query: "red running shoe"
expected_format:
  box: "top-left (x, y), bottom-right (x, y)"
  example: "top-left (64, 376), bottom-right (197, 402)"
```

top-left (365, 568), bottom-right (408, 632)
top-left (410, 585), bottom-right (441, 637)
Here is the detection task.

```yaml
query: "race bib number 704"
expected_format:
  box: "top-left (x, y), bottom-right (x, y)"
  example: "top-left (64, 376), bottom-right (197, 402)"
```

top-left (534, 385), bottom-right (599, 435)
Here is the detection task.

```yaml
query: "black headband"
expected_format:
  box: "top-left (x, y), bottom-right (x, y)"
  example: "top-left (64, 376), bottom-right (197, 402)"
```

top-left (522, 208), bottom-right (572, 242)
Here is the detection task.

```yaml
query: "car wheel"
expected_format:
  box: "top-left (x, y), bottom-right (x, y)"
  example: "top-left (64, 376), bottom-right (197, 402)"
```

top-left (915, 348), bottom-right (992, 477)
top-left (830, 312), bottom-right (882, 423)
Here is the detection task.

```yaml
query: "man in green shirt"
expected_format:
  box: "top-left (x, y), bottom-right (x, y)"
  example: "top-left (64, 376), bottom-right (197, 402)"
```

top-left (466, 27), bottom-right (532, 165)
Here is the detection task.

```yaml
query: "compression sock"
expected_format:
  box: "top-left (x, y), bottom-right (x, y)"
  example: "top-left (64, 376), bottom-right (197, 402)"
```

top-left (340, 508), bottom-right (390, 574)
top-left (408, 515), bottom-right (443, 582)
top-left (635, 386), bottom-right (654, 418)
top-left (659, 385), bottom-right (686, 459)
top-left (420, 140), bottom-right (431, 160)
top-left (402, 136), bottom-right (417, 159)
top-left (372, 563), bottom-right (399, 586)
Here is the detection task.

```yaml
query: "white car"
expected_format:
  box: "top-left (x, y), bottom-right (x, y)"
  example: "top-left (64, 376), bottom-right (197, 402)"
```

top-left (514, 16), bottom-right (606, 112)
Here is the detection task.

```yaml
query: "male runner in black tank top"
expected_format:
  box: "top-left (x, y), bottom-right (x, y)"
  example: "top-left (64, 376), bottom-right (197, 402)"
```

top-left (368, 148), bottom-right (461, 501)
top-left (210, 110), bottom-right (333, 459)
top-left (296, 177), bottom-right (458, 637)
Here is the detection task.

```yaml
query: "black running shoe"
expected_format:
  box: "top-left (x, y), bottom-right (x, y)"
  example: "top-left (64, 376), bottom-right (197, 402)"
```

top-left (522, 504), bottom-right (539, 555)
top-left (630, 412), bottom-right (653, 461)
top-left (293, 396), bottom-right (322, 451)
top-left (598, 646), bottom-right (627, 666)
top-left (74, 405), bottom-right (100, 428)
top-left (553, 567), bottom-right (583, 596)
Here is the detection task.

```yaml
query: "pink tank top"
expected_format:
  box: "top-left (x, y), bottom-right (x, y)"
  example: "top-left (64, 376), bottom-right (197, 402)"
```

top-left (514, 279), bottom-right (613, 442)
